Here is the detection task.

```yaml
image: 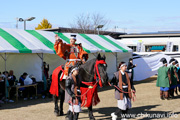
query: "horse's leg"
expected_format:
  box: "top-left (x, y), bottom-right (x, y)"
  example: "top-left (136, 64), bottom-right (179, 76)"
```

top-left (59, 86), bottom-right (65, 116)
top-left (88, 105), bottom-right (95, 120)
top-left (53, 95), bottom-right (59, 116)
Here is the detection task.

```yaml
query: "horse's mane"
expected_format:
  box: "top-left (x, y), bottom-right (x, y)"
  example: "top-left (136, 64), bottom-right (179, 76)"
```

top-left (80, 58), bottom-right (96, 69)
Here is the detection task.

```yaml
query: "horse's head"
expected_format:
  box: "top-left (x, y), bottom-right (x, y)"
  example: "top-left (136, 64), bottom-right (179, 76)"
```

top-left (95, 53), bottom-right (109, 87)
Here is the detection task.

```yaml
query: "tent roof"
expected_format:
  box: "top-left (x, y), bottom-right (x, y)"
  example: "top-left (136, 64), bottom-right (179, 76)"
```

top-left (0, 28), bottom-right (132, 53)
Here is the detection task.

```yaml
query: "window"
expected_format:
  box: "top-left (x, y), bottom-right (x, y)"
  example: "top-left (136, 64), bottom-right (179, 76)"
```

top-left (128, 46), bottom-right (136, 52)
top-left (173, 45), bottom-right (178, 52)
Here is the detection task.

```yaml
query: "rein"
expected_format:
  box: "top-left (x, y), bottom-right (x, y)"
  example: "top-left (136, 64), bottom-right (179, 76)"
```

top-left (81, 60), bottom-right (107, 87)
top-left (108, 82), bottom-right (136, 102)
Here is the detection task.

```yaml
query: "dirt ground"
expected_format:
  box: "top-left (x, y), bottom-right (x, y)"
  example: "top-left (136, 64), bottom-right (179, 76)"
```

top-left (0, 76), bottom-right (180, 120)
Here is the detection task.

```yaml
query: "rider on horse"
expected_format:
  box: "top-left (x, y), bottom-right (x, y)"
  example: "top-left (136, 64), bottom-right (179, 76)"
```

top-left (54, 34), bottom-right (88, 79)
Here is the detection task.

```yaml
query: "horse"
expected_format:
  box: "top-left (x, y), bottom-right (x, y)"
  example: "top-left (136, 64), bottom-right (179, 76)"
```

top-left (50, 53), bottom-right (109, 120)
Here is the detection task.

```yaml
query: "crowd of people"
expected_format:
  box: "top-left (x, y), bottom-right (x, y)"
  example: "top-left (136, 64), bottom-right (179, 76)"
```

top-left (0, 70), bottom-right (37, 106)
top-left (156, 58), bottom-right (180, 100)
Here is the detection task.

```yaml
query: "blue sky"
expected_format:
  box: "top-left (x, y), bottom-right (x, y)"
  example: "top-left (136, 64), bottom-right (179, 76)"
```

top-left (1, 0), bottom-right (180, 33)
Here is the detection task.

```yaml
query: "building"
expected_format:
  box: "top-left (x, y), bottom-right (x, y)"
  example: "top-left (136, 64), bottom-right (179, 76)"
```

top-left (118, 31), bottom-right (180, 52)
top-left (42, 27), bottom-right (125, 39)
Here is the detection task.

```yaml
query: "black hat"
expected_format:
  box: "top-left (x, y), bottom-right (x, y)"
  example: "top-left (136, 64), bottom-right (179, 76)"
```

top-left (160, 58), bottom-right (167, 64)
top-left (175, 60), bottom-right (179, 65)
top-left (169, 58), bottom-right (176, 64)
top-left (129, 58), bottom-right (133, 61)
top-left (70, 35), bottom-right (76, 40)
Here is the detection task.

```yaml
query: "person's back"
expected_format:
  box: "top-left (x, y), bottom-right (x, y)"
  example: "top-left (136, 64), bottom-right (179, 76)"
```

top-left (169, 65), bottom-right (177, 85)
top-left (157, 66), bottom-right (170, 87)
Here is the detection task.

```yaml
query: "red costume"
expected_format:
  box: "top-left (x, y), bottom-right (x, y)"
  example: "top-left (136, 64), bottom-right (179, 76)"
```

top-left (54, 39), bottom-right (88, 76)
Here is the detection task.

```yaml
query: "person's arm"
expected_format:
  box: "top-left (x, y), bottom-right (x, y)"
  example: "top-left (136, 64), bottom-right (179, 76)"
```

top-left (14, 75), bottom-right (16, 81)
top-left (174, 67), bottom-right (179, 82)
top-left (110, 75), bottom-right (117, 86)
top-left (65, 78), bottom-right (75, 98)
top-left (19, 77), bottom-right (24, 86)
top-left (128, 62), bottom-right (136, 70)
top-left (168, 69), bottom-right (171, 85)
top-left (78, 44), bottom-right (88, 63)
top-left (54, 34), bottom-right (69, 60)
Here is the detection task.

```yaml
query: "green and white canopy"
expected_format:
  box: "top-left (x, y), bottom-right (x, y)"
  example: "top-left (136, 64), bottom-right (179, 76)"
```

top-left (0, 28), bottom-right (132, 54)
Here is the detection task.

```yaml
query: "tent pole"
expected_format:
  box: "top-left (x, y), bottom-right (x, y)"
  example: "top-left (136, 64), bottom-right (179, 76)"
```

top-left (0, 53), bottom-right (7, 71)
top-left (36, 53), bottom-right (44, 81)
top-left (5, 53), bottom-right (7, 71)
top-left (4, 53), bottom-right (7, 103)
top-left (42, 53), bottom-right (47, 91)
top-left (115, 52), bottom-right (117, 68)
top-left (42, 53), bottom-right (44, 80)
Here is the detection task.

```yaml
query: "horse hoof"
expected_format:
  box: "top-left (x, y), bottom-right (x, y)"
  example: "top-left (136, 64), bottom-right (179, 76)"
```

top-left (54, 110), bottom-right (59, 116)
top-left (89, 115), bottom-right (95, 120)
top-left (59, 111), bottom-right (64, 116)
top-left (90, 118), bottom-right (96, 120)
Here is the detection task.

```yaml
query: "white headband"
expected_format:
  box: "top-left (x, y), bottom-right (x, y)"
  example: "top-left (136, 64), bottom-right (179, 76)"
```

top-left (70, 37), bottom-right (76, 40)
top-left (71, 67), bottom-right (79, 73)
top-left (163, 63), bottom-right (167, 65)
top-left (119, 63), bottom-right (127, 69)
top-left (170, 61), bottom-right (175, 65)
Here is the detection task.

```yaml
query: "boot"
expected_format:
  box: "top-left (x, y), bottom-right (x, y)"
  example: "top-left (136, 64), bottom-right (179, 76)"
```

top-left (54, 106), bottom-right (59, 116)
top-left (59, 102), bottom-right (64, 116)
top-left (59, 110), bottom-right (64, 116)
top-left (53, 96), bottom-right (59, 116)
top-left (88, 106), bottom-right (95, 120)
top-left (89, 111), bottom-right (95, 120)
top-left (73, 112), bottom-right (79, 120)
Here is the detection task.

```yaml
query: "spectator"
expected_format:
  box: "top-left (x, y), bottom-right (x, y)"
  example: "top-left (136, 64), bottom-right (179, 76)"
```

top-left (24, 75), bottom-right (36, 100)
top-left (2, 71), bottom-right (14, 103)
top-left (43, 62), bottom-right (49, 79)
top-left (0, 75), bottom-right (5, 105)
top-left (127, 58), bottom-right (137, 92)
top-left (42, 62), bottom-right (49, 98)
top-left (8, 70), bottom-right (16, 100)
top-left (19, 72), bottom-right (28, 100)
top-left (8, 70), bottom-right (16, 86)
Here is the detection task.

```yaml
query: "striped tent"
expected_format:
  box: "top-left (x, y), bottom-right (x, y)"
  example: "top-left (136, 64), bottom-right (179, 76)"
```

top-left (0, 28), bottom-right (132, 81)
top-left (0, 28), bottom-right (131, 53)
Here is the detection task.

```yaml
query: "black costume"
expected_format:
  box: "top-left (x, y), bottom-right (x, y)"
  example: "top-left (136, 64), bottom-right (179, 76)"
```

top-left (127, 61), bottom-right (136, 91)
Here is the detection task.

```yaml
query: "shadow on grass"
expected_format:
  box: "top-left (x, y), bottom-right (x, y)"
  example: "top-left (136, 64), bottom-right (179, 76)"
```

top-left (97, 76), bottom-right (158, 93)
top-left (79, 104), bottom-right (180, 120)
top-left (133, 76), bottom-right (157, 85)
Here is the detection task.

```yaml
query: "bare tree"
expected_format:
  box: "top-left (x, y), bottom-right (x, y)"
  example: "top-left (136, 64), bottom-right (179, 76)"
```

top-left (69, 13), bottom-right (110, 34)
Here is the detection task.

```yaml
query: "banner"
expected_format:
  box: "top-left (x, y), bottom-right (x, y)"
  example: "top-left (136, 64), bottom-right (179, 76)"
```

top-left (166, 41), bottom-right (173, 52)
top-left (137, 40), bottom-right (143, 52)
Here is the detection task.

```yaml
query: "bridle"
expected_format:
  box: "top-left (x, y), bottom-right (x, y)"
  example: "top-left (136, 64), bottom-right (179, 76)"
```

top-left (81, 60), bottom-right (107, 87)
